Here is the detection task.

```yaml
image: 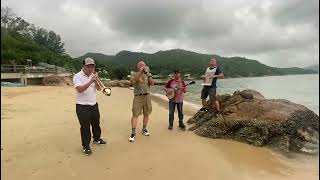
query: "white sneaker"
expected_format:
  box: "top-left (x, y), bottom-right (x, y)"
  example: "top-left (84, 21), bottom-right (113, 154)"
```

top-left (128, 134), bottom-right (135, 142)
top-left (142, 129), bottom-right (150, 136)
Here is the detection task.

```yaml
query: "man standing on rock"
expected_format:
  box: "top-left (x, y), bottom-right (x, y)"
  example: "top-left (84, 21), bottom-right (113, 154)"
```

top-left (73, 57), bottom-right (106, 156)
top-left (199, 58), bottom-right (224, 113)
top-left (128, 61), bottom-right (154, 142)
top-left (164, 69), bottom-right (187, 130)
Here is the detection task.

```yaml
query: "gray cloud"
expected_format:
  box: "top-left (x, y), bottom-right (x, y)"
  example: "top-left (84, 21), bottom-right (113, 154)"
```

top-left (2, 0), bottom-right (319, 67)
top-left (97, 0), bottom-right (199, 39)
top-left (271, 0), bottom-right (319, 27)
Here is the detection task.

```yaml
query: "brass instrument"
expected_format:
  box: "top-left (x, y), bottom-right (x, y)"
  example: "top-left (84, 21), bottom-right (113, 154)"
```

top-left (95, 73), bottom-right (111, 96)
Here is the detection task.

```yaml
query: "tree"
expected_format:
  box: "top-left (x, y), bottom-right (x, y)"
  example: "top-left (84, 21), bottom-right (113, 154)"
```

top-left (48, 31), bottom-right (65, 53)
top-left (110, 66), bottom-right (129, 80)
top-left (1, 6), bottom-right (15, 28)
top-left (33, 28), bottom-right (48, 47)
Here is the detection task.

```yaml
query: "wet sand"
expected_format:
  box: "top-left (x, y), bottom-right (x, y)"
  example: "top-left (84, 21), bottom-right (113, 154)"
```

top-left (1, 86), bottom-right (318, 180)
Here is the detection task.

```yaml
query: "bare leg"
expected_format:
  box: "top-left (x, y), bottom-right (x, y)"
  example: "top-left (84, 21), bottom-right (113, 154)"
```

top-left (202, 99), bottom-right (207, 108)
top-left (214, 100), bottom-right (220, 112)
top-left (131, 115), bottom-right (138, 129)
top-left (143, 115), bottom-right (149, 127)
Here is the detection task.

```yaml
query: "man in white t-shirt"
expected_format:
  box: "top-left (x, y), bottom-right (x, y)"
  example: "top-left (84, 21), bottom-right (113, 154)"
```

top-left (199, 58), bottom-right (224, 113)
top-left (73, 57), bottom-right (106, 156)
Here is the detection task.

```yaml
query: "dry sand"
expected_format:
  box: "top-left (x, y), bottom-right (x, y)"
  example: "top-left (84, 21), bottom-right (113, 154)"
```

top-left (1, 86), bottom-right (318, 180)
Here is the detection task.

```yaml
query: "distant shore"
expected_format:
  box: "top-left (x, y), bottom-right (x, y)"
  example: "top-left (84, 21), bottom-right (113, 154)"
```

top-left (102, 73), bottom-right (319, 86)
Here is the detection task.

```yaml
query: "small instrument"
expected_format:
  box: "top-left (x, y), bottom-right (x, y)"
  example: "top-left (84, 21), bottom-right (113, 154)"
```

top-left (143, 66), bottom-right (150, 74)
top-left (166, 80), bottom-right (195, 100)
top-left (95, 73), bottom-right (111, 96)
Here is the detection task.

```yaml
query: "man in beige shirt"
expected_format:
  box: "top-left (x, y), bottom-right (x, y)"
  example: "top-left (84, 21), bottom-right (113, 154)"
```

top-left (128, 61), bottom-right (154, 142)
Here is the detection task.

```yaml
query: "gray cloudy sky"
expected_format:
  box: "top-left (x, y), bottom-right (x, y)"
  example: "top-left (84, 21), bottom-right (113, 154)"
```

top-left (2, 0), bottom-right (319, 67)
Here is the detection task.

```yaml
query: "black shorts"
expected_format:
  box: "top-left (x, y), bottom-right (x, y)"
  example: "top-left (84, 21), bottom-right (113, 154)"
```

top-left (201, 86), bottom-right (217, 100)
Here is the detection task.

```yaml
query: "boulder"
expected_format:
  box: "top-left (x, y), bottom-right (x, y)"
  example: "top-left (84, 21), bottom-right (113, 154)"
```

top-left (42, 76), bottom-right (73, 86)
top-left (187, 89), bottom-right (319, 154)
top-left (240, 89), bottom-right (265, 100)
top-left (102, 80), bottom-right (132, 87)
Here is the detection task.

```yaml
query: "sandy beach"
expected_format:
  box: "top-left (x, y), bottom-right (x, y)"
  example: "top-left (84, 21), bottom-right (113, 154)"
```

top-left (1, 86), bottom-right (318, 180)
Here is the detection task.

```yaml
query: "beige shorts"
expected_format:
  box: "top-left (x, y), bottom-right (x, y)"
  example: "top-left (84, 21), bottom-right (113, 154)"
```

top-left (132, 94), bottom-right (152, 117)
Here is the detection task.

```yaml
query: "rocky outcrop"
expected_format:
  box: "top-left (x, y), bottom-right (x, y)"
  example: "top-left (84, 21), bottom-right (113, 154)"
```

top-left (42, 76), bottom-right (73, 86)
top-left (187, 89), bottom-right (319, 154)
top-left (102, 80), bottom-right (132, 87)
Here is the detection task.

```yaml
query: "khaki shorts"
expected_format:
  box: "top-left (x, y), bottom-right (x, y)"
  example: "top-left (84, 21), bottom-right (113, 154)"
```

top-left (132, 94), bottom-right (152, 117)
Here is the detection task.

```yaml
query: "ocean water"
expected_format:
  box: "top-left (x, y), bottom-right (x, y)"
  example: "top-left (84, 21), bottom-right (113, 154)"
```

top-left (151, 74), bottom-right (319, 114)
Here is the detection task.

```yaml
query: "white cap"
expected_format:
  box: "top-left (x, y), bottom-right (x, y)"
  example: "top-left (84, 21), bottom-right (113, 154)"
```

top-left (84, 57), bottom-right (95, 65)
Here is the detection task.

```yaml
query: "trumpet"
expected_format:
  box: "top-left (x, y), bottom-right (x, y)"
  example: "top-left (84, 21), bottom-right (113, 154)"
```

top-left (94, 73), bottom-right (111, 96)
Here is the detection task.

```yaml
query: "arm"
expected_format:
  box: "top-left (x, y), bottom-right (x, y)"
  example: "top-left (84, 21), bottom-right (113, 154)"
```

top-left (213, 73), bottom-right (224, 79)
top-left (130, 71), bottom-right (143, 84)
top-left (164, 80), bottom-right (172, 93)
top-left (147, 73), bottom-right (154, 86)
top-left (212, 67), bottom-right (224, 79)
top-left (74, 74), bottom-right (96, 93)
top-left (182, 87), bottom-right (187, 93)
top-left (76, 80), bottom-right (95, 93)
top-left (181, 81), bottom-right (187, 93)
top-left (201, 68), bottom-right (208, 80)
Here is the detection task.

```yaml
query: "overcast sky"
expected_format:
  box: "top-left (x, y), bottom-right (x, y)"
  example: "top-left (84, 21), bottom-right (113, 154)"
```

top-left (2, 0), bottom-right (319, 67)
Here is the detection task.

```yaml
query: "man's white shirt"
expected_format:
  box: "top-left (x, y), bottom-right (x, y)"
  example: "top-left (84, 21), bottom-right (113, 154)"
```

top-left (73, 70), bottom-right (97, 105)
top-left (202, 67), bottom-right (217, 86)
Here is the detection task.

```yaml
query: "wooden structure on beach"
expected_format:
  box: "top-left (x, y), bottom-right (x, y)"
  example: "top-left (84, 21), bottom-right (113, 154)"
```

top-left (1, 64), bottom-right (72, 85)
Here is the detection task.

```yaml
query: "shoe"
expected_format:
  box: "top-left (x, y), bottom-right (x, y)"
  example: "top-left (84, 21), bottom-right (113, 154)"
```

top-left (83, 146), bottom-right (92, 156)
top-left (142, 129), bottom-right (150, 136)
top-left (93, 138), bottom-right (106, 145)
top-left (179, 124), bottom-right (186, 131)
top-left (128, 134), bottom-right (135, 142)
top-left (199, 107), bottom-right (208, 112)
top-left (168, 126), bottom-right (173, 130)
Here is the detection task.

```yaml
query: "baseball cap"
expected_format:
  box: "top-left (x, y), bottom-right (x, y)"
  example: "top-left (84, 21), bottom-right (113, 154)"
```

top-left (83, 57), bottom-right (95, 65)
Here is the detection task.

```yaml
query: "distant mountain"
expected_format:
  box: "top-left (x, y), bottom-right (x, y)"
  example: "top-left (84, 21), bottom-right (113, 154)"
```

top-left (303, 64), bottom-right (319, 73)
top-left (77, 52), bottom-right (114, 64)
top-left (77, 49), bottom-right (317, 78)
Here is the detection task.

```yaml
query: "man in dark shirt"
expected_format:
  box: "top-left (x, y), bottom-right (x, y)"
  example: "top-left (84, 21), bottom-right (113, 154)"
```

top-left (200, 58), bottom-right (224, 113)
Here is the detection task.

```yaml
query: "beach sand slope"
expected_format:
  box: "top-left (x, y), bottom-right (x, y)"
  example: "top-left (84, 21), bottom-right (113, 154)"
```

top-left (1, 86), bottom-right (318, 180)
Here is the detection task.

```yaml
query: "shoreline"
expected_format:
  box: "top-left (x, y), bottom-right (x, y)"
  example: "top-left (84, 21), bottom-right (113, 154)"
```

top-left (150, 93), bottom-right (200, 117)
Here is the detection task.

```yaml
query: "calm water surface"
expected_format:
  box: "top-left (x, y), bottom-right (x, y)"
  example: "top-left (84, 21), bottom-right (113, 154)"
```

top-left (152, 74), bottom-right (319, 114)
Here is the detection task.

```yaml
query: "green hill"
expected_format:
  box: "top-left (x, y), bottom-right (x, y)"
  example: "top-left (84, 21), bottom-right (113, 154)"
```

top-left (77, 49), bottom-right (316, 78)
top-left (1, 28), bottom-right (81, 71)
top-left (304, 64), bottom-right (319, 73)
top-left (1, 7), bottom-right (81, 72)
top-left (1, 30), bottom-right (74, 70)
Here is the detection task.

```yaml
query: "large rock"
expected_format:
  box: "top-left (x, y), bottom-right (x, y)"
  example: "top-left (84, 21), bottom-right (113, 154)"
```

top-left (102, 80), bottom-right (132, 87)
top-left (187, 89), bottom-right (319, 154)
top-left (42, 76), bottom-right (73, 86)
